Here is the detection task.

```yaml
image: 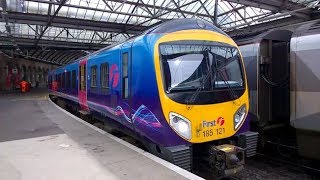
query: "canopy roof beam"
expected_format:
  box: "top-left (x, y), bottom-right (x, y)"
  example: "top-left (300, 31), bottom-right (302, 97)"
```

top-left (1, 11), bottom-right (147, 34)
top-left (224, 0), bottom-right (311, 20)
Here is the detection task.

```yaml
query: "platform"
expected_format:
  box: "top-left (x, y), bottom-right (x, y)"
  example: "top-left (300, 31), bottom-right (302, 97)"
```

top-left (0, 90), bottom-right (202, 180)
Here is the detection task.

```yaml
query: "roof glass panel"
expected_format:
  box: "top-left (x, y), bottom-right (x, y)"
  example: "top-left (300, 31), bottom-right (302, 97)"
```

top-left (1, 0), bottom-right (319, 49)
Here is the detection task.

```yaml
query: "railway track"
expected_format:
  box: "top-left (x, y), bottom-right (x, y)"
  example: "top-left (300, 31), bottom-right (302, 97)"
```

top-left (256, 152), bottom-right (320, 177)
top-left (231, 152), bottom-right (320, 180)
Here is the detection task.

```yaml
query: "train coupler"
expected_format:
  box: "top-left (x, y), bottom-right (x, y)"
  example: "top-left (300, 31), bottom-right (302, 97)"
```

top-left (209, 144), bottom-right (245, 176)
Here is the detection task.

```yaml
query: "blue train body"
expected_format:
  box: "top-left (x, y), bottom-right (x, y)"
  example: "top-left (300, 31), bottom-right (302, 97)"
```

top-left (49, 31), bottom-right (187, 147)
top-left (49, 19), bottom-right (257, 173)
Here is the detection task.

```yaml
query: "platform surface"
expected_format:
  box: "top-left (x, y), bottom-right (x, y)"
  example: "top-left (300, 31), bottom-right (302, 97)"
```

top-left (0, 89), bottom-right (200, 180)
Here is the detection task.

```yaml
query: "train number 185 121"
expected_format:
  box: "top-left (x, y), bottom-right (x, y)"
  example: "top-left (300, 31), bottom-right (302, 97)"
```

top-left (202, 128), bottom-right (225, 137)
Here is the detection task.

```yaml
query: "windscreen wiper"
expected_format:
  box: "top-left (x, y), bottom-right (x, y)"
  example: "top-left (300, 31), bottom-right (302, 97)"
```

top-left (186, 52), bottom-right (240, 106)
top-left (209, 51), bottom-right (239, 101)
top-left (187, 49), bottom-right (217, 105)
top-left (217, 70), bottom-right (238, 100)
top-left (186, 49), bottom-right (215, 105)
top-left (186, 67), bottom-right (214, 105)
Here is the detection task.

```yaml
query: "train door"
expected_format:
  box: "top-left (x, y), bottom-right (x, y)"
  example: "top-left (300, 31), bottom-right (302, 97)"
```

top-left (79, 59), bottom-right (89, 111)
top-left (259, 39), bottom-right (290, 124)
top-left (120, 43), bottom-right (133, 124)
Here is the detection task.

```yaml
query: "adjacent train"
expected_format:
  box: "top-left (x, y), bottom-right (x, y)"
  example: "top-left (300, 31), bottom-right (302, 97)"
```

top-left (238, 20), bottom-right (320, 160)
top-left (48, 18), bottom-right (258, 176)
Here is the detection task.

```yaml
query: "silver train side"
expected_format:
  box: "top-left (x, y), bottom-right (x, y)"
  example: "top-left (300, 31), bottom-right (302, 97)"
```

top-left (237, 20), bottom-right (320, 160)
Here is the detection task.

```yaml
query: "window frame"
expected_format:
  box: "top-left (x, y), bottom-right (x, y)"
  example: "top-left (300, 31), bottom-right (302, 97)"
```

top-left (66, 71), bottom-right (71, 88)
top-left (90, 65), bottom-right (98, 88)
top-left (100, 63), bottom-right (109, 89)
top-left (72, 70), bottom-right (76, 89)
top-left (122, 52), bottom-right (129, 99)
top-left (62, 72), bottom-right (66, 88)
top-left (58, 73), bottom-right (62, 89)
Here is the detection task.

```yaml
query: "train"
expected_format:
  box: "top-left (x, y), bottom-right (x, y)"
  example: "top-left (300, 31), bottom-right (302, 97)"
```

top-left (237, 20), bottom-right (320, 160)
top-left (48, 18), bottom-right (258, 176)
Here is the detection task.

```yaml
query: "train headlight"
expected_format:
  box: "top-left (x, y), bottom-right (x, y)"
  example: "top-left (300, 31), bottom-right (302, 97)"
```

top-left (234, 104), bottom-right (246, 130)
top-left (169, 112), bottom-right (191, 140)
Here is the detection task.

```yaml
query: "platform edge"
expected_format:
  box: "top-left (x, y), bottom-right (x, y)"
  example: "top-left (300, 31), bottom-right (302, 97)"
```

top-left (48, 98), bottom-right (204, 180)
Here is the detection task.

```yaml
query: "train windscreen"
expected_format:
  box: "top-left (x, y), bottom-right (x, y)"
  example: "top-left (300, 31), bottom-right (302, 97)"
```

top-left (160, 40), bottom-right (244, 93)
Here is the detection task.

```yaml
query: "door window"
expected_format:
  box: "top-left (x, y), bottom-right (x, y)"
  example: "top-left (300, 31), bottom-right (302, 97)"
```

top-left (80, 64), bottom-right (86, 91)
top-left (122, 53), bottom-right (129, 99)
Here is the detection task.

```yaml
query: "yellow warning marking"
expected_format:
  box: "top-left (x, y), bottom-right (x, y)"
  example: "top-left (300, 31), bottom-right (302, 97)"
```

top-left (9, 96), bottom-right (48, 101)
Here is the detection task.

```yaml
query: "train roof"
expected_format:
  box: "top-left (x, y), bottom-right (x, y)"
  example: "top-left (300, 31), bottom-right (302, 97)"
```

top-left (99, 18), bottom-right (228, 51)
top-left (235, 29), bottom-right (293, 46)
top-left (146, 18), bottom-right (228, 36)
top-left (63, 18), bottom-right (228, 66)
top-left (236, 19), bottom-right (320, 46)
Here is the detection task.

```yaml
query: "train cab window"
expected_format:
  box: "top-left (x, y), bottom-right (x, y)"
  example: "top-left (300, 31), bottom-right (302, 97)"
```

top-left (100, 63), bottom-right (109, 89)
top-left (91, 65), bottom-right (97, 88)
top-left (72, 70), bottom-right (76, 89)
top-left (122, 52), bottom-right (129, 99)
top-left (66, 71), bottom-right (71, 88)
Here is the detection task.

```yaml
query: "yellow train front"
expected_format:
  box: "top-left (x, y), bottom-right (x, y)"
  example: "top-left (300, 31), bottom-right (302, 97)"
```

top-left (49, 18), bottom-right (256, 177)
top-left (144, 19), bottom-right (253, 176)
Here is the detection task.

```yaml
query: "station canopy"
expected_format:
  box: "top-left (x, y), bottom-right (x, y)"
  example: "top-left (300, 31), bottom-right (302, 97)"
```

top-left (0, 0), bottom-right (319, 65)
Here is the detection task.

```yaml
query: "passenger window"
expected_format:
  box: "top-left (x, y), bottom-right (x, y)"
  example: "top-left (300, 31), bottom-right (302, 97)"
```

top-left (66, 71), bottom-right (71, 88)
top-left (72, 70), bottom-right (76, 89)
top-left (122, 53), bottom-right (129, 99)
top-left (100, 63), bottom-right (109, 89)
top-left (62, 73), bottom-right (65, 88)
top-left (91, 65), bottom-right (97, 88)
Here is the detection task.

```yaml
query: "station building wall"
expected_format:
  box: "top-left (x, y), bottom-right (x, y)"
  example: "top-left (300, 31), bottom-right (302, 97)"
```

top-left (0, 53), bottom-right (57, 91)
